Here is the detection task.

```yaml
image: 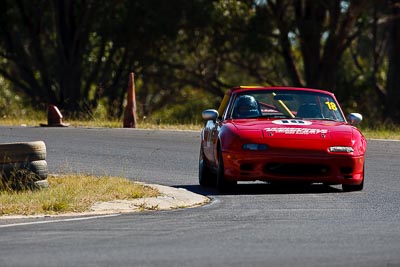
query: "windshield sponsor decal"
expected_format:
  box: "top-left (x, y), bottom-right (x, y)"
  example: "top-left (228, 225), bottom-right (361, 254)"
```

top-left (265, 127), bottom-right (328, 135)
top-left (272, 119), bottom-right (312, 126)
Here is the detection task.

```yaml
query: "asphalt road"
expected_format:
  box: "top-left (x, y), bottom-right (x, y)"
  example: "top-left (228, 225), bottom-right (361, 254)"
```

top-left (0, 126), bottom-right (399, 267)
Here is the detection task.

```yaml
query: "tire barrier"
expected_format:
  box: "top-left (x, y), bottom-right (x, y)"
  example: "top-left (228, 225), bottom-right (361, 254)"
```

top-left (0, 141), bottom-right (49, 191)
top-left (0, 141), bottom-right (46, 164)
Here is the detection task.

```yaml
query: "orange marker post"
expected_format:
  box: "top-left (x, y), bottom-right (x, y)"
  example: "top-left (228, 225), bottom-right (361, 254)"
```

top-left (123, 72), bottom-right (138, 128)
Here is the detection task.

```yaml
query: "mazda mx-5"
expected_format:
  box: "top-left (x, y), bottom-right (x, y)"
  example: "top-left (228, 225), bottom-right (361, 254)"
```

top-left (199, 86), bottom-right (366, 192)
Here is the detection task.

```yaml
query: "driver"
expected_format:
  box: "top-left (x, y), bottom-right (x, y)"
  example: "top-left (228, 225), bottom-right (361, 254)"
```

top-left (232, 95), bottom-right (261, 119)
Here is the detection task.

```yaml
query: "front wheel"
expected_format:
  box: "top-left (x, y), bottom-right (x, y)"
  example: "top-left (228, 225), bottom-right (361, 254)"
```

top-left (342, 179), bottom-right (364, 192)
top-left (199, 147), bottom-right (215, 187)
top-left (216, 147), bottom-right (236, 192)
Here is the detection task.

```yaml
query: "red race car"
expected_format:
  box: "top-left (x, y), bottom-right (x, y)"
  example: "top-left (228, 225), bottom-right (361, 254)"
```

top-left (199, 86), bottom-right (366, 192)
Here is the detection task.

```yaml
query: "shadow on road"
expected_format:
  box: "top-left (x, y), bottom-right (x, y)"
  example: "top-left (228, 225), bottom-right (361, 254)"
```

top-left (174, 182), bottom-right (343, 196)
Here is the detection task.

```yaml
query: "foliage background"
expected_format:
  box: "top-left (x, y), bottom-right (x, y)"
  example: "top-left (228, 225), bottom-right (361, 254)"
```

top-left (0, 0), bottom-right (399, 126)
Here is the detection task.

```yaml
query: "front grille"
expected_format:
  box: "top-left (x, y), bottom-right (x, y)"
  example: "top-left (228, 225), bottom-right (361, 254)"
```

top-left (264, 163), bottom-right (330, 177)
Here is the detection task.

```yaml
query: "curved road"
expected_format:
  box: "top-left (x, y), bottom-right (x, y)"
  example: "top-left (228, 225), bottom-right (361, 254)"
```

top-left (0, 126), bottom-right (399, 267)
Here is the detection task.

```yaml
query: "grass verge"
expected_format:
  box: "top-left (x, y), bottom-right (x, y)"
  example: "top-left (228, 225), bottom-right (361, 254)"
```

top-left (0, 174), bottom-right (159, 216)
top-left (359, 127), bottom-right (400, 140)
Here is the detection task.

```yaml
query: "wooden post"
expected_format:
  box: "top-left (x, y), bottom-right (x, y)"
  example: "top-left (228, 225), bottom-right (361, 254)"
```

top-left (123, 72), bottom-right (138, 128)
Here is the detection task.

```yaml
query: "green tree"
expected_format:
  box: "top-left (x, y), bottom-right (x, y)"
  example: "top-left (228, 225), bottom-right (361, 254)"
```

top-left (1, 0), bottom-right (399, 125)
top-left (0, 0), bottom-right (193, 118)
top-left (257, 0), bottom-right (371, 90)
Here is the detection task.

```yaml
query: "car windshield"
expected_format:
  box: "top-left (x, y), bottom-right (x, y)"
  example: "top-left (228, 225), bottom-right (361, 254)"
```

top-left (229, 90), bottom-right (345, 122)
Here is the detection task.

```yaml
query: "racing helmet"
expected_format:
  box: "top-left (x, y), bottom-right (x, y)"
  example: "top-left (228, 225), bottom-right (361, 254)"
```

top-left (232, 95), bottom-right (261, 118)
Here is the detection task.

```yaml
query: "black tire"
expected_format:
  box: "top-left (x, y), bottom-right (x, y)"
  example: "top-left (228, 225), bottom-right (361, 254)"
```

top-left (342, 166), bottom-right (364, 192)
top-left (199, 147), bottom-right (216, 187)
top-left (342, 179), bottom-right (364, 192)
top-left (0, 160), bottom-right (48, 190)
top-left (216, 147), bottom-right (236, 192)
top-left (0, 141), bottom-right (46, 164)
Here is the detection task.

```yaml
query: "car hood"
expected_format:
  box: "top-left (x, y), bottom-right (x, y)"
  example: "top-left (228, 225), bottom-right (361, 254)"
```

top-left (230, 118), bottom-right (353, 145)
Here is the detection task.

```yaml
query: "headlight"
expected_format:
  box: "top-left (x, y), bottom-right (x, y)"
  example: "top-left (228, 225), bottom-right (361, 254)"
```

top-left (242, 144), bottom-right (268, 151)
top-left (328, 146), bottom-right (354, 153)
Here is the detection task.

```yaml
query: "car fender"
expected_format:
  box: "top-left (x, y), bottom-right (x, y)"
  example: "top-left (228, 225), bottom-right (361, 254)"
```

top-left (218, 122), bottom-right (241, 153)
top-left (352, 127), bottom-right (367, 156)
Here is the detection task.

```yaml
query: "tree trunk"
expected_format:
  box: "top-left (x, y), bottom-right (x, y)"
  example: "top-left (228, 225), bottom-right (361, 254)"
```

top-left (385, 0), bottom-right (400, 123)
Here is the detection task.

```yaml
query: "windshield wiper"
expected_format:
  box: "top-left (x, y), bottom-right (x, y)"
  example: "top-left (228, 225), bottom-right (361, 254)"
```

top-left (299, 117), bottom-right (339, 121)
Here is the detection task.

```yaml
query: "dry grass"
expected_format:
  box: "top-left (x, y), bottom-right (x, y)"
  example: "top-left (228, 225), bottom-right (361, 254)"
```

top-left (359, 127), bottom-right (400, 140)
top-left (0, 174), bottom-right (159, 216)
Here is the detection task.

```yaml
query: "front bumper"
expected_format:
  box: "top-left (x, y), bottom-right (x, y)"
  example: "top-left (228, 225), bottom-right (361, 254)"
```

top-left (222, 150), bottom-right (364, 185)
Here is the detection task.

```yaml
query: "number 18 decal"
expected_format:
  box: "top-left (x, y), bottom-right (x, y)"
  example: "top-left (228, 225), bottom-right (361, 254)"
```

top-left (325, 101), bottom-right (337, 111)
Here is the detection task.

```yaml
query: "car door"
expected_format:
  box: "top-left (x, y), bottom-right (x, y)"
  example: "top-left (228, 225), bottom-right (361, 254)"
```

top-left (202, 119), bottom-right (216, 163)
top-left (210, 120), bottom-right (221, 165)
top-left (203, 90), bottom-right (232, 166)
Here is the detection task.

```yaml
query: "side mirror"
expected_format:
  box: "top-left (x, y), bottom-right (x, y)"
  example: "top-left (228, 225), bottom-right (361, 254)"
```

top-left (347, 113), bottom-right (362, 125)
top-left (202, 109), bottom-right (219, 121)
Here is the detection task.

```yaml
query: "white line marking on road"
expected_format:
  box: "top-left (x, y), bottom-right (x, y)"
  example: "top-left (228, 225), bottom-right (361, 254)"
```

top-left (0, 214), bottom-right (121, 228)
